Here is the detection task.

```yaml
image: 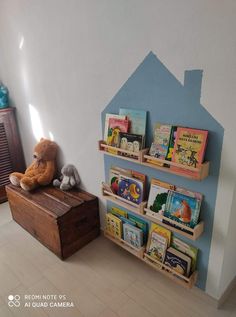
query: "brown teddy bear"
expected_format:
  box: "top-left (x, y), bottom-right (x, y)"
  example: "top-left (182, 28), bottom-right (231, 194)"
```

top-left (9, 138), bottom-right (58, 191)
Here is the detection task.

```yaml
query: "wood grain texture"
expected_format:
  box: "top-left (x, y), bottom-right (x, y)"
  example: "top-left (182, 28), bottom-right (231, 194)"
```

top-left (0, 108), bottom-right (25, 203)
top-left (6, 184), bottom-right (100, 259)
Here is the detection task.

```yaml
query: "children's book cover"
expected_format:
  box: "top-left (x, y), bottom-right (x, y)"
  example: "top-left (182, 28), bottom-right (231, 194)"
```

top-left (147, 231), bottom-right (168, 262)
top-left (148, 223), bottom-right (171, 248)
top-left (107, 118), bottom-right (129, 147)
top-left (171, 237), bottom-right (198, 273)
top-left (103, 113), bottom-right (126, 141)
top-left (128, 214), bottom-right (148, 243)
top-left (117, 174), bottom-right (144, 205)
top-left (105, 213), bottom-right (122, 239)
top-left (119, 108), bottom-right (147, 146)
top-left (119, 132), bottom-right (143, 153)
top-left (123, 223), bottom-right (143, 248)
top-left (149, 123), bottom-right (172, 160)
top-left (109, 166), bottom-right (131, 195)
top-left (172, 127), bottom-right (208, 167)
top-left (164, 247), bottom-right (191, 277)
top-left (147, 179), bottom-right (175, 216)
top-left (166, 126), bottom-right (178, 161)
top-left (111, 207), bottom-right (128, 218)
top-left (164, 191), bottom-right (201, 229)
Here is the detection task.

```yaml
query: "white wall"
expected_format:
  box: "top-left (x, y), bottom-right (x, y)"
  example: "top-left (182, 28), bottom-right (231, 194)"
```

top-left (0, 0), bottom-right (235, 299)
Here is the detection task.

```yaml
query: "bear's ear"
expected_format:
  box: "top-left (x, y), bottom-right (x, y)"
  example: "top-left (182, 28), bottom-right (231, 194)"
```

top-left (40, 137), bottom-right (45, 141)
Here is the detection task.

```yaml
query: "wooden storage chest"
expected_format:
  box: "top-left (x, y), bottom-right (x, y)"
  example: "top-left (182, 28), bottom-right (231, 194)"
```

top-left (6, 184), bottom-right (100, 259)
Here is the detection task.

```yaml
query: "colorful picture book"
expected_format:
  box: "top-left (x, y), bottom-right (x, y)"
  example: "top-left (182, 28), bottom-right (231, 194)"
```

top-left (166, 126), bottom-right (177, 161)
top-left (107, 117), bottom-right (129, 147)
top-left (147, 223), bottom-right (171, 250)
top-left (164, 191), bottom-right (201, 229)
top-left (119, 108), bottom-right (147, 146)
top-left (164, 247), bottom-right (192, 277)
top-left (147, 230), bottom-right (168, 263)
top-left (123, 223), bottom-right (143, 248)
top-left (171, 237), bottom-right (198, 273)
top-left (105, 213), bottom-right (122, 239)
top-left (128, 214), bottom-right (148, 243)
top-left (118, 174), bottom-right (144, 205)
top-left (108, 166), bottom-right (146, 205)
top-left (172, 127), bottom-right (208, 167)
top-left (103, 113), bottom-right (126, 141)
top-left (147, 179), bottom-right (175, 218)
top-left (149, 123), bottom-right (172, 160)
top-left (119, 132), bottom-right (143, 153)
top-left (119, 108), bottom-right (147, 135)
top-left (110, 206), bottom-right (128, 218)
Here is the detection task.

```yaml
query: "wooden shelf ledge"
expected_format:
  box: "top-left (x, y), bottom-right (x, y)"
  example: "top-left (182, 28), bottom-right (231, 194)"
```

top-left (102, 186), bottom-right (147, 214)
top-left (99, 140), bottom-right (149, 163)
top-left (141, 154), bottom-right (209, 181)
top-left (98, 140), bottom-right (210, 181)
top-left (104, 231), bottom-right (197, 288)
top-left (143, 253), bottom-right (197, 289)
top-left (143, 208), bottom-right (204, 241)
top-left (104, 231), bottom-right (145, 259)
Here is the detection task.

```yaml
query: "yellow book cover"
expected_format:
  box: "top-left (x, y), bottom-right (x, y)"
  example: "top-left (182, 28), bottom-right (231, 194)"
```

top-left (150, 223), bottom-right (171, 247)
top-left (105, 213), bottom-right (122, 239)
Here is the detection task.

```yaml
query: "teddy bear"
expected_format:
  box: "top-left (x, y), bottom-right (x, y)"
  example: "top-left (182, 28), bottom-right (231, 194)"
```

top-left (53, 164), bottom-right (80, 191)
top-left (9, 138), bottom-right (58, 191)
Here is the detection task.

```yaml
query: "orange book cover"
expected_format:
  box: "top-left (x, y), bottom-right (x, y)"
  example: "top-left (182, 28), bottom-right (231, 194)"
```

top-left (172, 127), bottom-right (208, 167)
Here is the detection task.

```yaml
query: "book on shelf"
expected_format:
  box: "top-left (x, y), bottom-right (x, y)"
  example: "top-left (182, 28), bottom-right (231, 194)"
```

top-left (119, 132), bottom-right (143, 154)
top-left (128, 214), bottom-right (149, 243)
top-left (110, 206), bottom-right (128, 218)
top-left (166, 126), bottom-right (178, 161)
top-left (164, 191), bottom-right (202, 229)
top-left (103, 113), bottom-right (126, 142)
top-left (119, 108), bottom-right (147, 147)
top-left (146, 230), bottom-right (168, 263)
top-left (164, 247), bottom-right (192, 277)
top-left (108, 166), bottom-right (146, 205)
top-left (109, 166), bottom-right (131, 195)
top-left (147, 179), bottom-right (175, 219)
top-left (171, 237), bottom-right (198, 273)
top-left (105, 213), bottom-right (122, 239)
top-left (147, 223), bottom-right (171, 251)
top-left (107, 117), bottom-right (129, 150)
top-left (118, 174), bottom-right (144, 205)
top-left (171, 127), bottom-right (208, 175)
top-left (123, 223), bottom-right (143, 248)
top-left (149, 124), bottom-right (173, 166)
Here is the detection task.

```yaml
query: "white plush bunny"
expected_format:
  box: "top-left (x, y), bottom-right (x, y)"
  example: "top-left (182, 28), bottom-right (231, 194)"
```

top-left (53, 164), bottom-right (80, 191)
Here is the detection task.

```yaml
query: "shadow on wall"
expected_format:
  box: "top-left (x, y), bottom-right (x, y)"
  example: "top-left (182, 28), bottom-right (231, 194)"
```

top-left (101, 51), bottom-right (224, 290)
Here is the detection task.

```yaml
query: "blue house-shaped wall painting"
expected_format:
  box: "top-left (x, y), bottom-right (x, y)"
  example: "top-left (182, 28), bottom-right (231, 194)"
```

top-left (101, 51), bottom-right (224, 290)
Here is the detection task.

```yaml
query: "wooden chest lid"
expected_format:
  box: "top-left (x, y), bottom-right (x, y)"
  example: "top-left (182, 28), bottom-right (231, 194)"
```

top-left (6, 184), bottom-right (97, 219)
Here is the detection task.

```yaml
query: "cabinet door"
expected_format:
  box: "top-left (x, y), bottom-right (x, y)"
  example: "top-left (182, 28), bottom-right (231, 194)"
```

top-left (0, 108), bottom-right (25, 203)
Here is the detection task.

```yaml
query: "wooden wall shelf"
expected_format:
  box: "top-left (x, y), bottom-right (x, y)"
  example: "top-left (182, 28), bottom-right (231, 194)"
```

top-left (143, 253), bottom-right (197, 289)
top-left (99, 140), bottom-right (148, 162)
top-left (141, 154), bottom-right (210, 181)
top-left (104, 230), bottom-right (145, 259)
top-left (143, 208), bottom-right (204, 240)
top-left (102, 187), bottom-right (147, 214)
top-left (99, 140), bottom-right (210, 181)
top-left (104, 231), bottom-right (197, 289)
top-left (102, 186), bottom-right (203, 241)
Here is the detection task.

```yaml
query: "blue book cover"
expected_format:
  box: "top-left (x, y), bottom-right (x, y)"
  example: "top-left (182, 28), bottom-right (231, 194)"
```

top-left (128, 214), bottom-right (148, 243)
top-left (164, 247), bottom-right (191, 277)
top-left (164, 191), bottom-right (201, 229)
top-left (123, 223), bottom-right (143, 248)
top-left (119, 108), bottom-right (147, 146)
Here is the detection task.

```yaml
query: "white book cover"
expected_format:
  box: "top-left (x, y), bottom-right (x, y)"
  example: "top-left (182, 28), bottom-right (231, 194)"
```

top-left (103, 113), bottom-right (126, 141)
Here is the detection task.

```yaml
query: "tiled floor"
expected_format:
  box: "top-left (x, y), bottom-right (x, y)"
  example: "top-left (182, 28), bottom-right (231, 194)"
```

top-left (0, 202), bottom-right (235, 317)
